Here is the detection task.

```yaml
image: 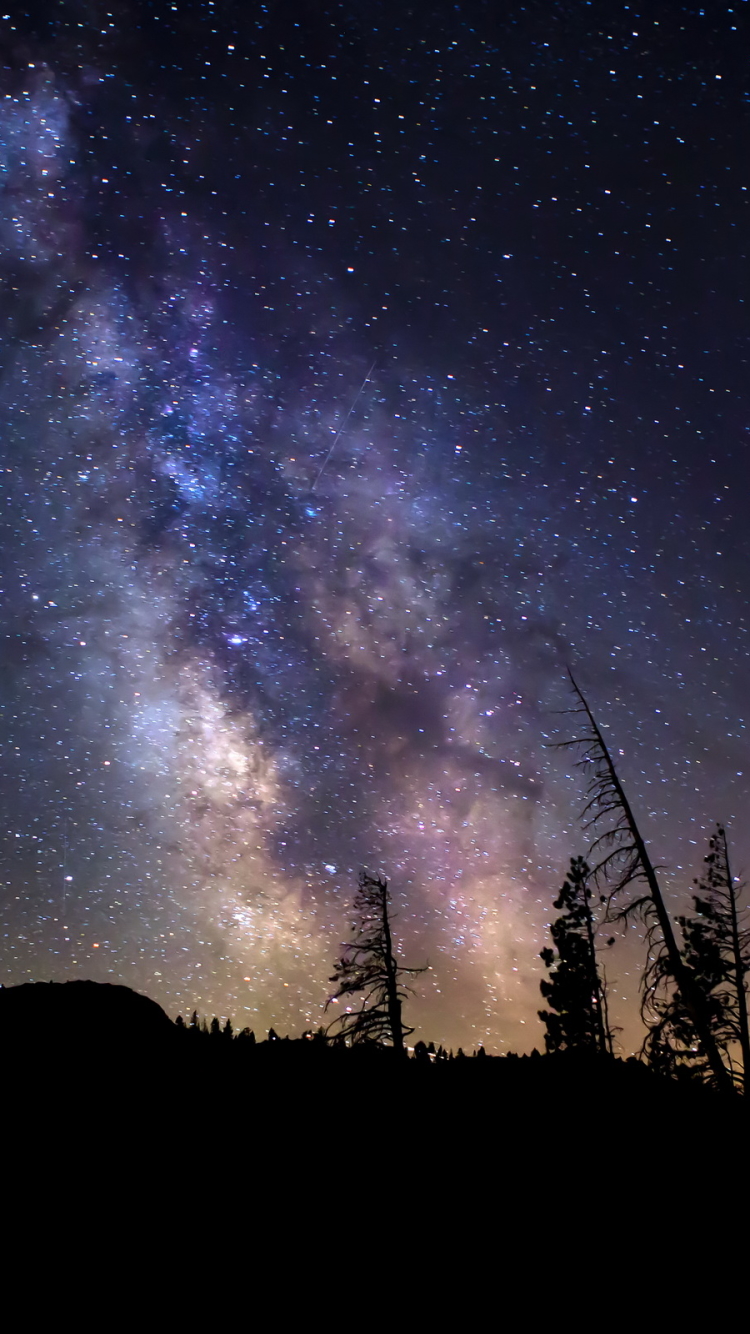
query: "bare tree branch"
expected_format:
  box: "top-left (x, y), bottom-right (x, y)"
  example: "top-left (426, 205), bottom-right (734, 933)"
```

top-left (555, 670), bottom-right (735, 1096)
top-left (325, 871), bottom-right (426, 1053)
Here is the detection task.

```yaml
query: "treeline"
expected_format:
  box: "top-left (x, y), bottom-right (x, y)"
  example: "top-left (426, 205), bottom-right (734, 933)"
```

top-left (174, 1011), bottom-right (486, 1063)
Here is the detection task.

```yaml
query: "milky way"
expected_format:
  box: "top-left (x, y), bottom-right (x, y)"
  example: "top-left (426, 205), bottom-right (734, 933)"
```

top-left (0, 4), bottom-right (748, 1052)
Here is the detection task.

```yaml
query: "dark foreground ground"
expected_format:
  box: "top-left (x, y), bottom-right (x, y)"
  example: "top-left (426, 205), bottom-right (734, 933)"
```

top-left (1, 979), bottom-right (740, 1135)
top-left (1, 980), bottom-right (745, 1303)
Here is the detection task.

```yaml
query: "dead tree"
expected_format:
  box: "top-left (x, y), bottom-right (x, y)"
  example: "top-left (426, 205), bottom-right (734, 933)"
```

top-left (557, 671), bottom-right (735, 1096)
top-left (326, 871), bottom-right (426, 1054)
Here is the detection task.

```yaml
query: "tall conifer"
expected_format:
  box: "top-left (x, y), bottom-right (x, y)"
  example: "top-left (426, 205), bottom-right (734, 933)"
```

top-left (539, 856), bottom-right (612, 1055)
top-left (644, 825), bottom-right (750, 1090)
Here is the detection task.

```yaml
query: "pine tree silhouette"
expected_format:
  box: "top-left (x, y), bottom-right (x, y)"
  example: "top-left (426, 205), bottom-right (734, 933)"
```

top-left (539, 856), bottom-right (613, 1055)
top-left (644, 824), bottom-right (750, 1090)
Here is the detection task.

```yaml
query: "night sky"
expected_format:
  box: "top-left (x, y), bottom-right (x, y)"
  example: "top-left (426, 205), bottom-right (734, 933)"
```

top-left (0, 2), bottom-right (748, 1053)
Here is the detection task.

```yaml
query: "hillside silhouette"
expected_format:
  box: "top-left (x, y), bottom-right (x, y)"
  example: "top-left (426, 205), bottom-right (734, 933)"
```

top-left (0, 979), bottom-right (739, 1133)
top-left (1, 975), bottom-right (741, 1256)
top-left (0, 979), bottom-right (177, 1051)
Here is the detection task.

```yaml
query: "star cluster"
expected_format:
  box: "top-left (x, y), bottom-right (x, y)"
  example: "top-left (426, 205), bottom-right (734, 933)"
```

top-left (0, 3), bottom-right (747, 1052)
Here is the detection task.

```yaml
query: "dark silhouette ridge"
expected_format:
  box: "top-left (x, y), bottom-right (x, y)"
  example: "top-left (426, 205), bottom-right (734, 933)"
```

top-left (0, 971), bottom-right (744, 1209)
top-left (1, 978), bottom-right (742, 1237)
top-left (0, 978), bottom-right (177, 1052)
top-left (0, 979), bottom-right (738, 1119)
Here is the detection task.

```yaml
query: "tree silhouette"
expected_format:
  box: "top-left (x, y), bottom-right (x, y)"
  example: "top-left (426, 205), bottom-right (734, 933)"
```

top-left (326, 871), bottom-right (426, 1054)
top-left (644, 825), bottom-right (750, 1090)
top-left (557, 672), bottom-right (735, 1096)
top-left (539, 856), bottom-right (613, 1056)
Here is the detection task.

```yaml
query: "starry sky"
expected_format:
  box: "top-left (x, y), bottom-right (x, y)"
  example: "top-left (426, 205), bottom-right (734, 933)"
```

top-left (0, 1), bottom-right (748, 1053)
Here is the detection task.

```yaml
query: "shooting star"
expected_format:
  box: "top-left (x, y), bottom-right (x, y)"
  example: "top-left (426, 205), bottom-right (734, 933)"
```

top-left (310, 360), bottom-right (376, 490)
